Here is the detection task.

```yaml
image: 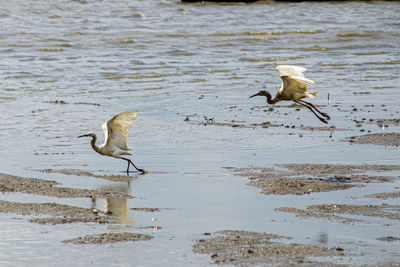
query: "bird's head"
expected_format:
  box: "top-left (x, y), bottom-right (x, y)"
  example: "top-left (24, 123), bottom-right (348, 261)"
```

top-left (249, 90), bottom-right (270, 98)
top-left (77, 132), bottom-right (96, 138)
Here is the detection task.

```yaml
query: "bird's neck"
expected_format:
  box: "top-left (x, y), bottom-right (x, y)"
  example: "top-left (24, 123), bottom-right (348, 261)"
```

top-left (265, 92), bottom-right (277, 104)
top-left (90, 135), bottom-right (102, 154)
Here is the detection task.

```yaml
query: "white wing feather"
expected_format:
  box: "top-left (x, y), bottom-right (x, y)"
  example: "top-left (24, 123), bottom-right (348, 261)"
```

top-left (101, 122), bottom-right (109, 146)
top-left (288, 76), bottom-right (315, 87)
top-left (102, 109), bottom-right (138, 151)
top-left (276, 65), bottom-right (307, 78)
top-left (276, 65), bottom-right (315, 92)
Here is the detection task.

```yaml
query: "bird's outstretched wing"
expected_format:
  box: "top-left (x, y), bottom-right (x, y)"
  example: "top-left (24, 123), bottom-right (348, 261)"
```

top-left (276, 65), bottom-right (307, 78)
top-left (101, 109), bottom-right (138, 150)
top-left (276, 65), bottom-right (315, 93)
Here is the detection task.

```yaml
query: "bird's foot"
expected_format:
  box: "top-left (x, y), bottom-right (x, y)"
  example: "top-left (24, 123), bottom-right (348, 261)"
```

top-left (321, 113), bottom-right (331, 120)
top-left (127, 169), bottom-right (147, 174)
top-left (320, 118), bottom-right (328, 124)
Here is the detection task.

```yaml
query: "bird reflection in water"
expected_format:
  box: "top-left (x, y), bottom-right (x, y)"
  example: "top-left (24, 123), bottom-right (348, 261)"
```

top-left (91, 183), bottom-right (134, 227)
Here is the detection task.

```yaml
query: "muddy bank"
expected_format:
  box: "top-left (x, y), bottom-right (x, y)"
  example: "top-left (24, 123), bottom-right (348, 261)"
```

top-left (184, 116), bottom-right (341, 131)
top-left (366, 191), bottom-right (400, 199)
top-left (309, 204), bottom-right (400, 221)
top-left (346, 132), bottom-right (400, 146)
top-left (233, 167), bottom-right (353, 195)
top-left (276, 207), bottom-right (360, 224)
top-left (248, 174), bottom-right (354, 195)
top-left (277, 204), bottom-right (400, 224)
top-left (131, 207), bottom-right (160, 212)
top-left (40, 168), bottom-right (134, 182)
top-left (0, 199), bottom-right (110, 224)
top-left (230, 164), bottom-right (400, 195)
top-left (377, 236), bottom-right (400, 242)
top-left (63, 232), bottom-right (153, 244)
top-left (278, 163), bottom-right (400, 177)
top-left (193, 230), bottom-right (344, 266)
top-left (0, 173), bottom-right (131, 199)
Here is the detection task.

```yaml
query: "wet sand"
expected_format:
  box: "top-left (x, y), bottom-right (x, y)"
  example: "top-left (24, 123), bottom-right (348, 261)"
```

top-left (0, 172), bottom-right (133, 225)
top-left (229, 164), bottom-right (400, 195)
top-left (346, 132), bottom-right (400, 146)
top-left (193, 230), bottom-right (344, 266)
top-left (40, 169), bottom-right (134, 182)
top-left (1, 163), bottom-right (399, 264)
top-left (63, 232), bottom-right (153, 244)
top-left (0, 172), bottom-right (131, 198)
top-left (0, 199), bottom-right (111, 225)
top-left (366, 191), bottom-right (400, 199)
top-left (195, 163), bottom-right (400, 265)
top-left (185, 115), bottom-right (342, 131)
top-left (276, 203), bottom-right (400, 225)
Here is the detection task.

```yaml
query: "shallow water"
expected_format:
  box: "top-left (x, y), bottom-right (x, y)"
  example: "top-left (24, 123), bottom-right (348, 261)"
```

top-left (0, 0), bottom-right (400, 266)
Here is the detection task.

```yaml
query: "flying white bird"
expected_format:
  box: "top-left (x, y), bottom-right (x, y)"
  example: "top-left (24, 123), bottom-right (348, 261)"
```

top-left (250, 65), bottom-right (330, 124)
top-left (78, 109), bottom-right (145, 174)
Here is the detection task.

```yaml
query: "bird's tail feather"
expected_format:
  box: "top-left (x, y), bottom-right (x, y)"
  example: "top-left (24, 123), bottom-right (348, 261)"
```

top-left (307, 90), bottom-right (318, 98)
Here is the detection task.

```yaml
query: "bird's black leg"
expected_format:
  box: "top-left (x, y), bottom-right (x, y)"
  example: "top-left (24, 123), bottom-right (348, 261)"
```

top-left (300, 100), bottom-right (330, 120)
top-left (298, 101), bottom-right (328, 124)
top-left (121, 157), bottom-right (146, 174)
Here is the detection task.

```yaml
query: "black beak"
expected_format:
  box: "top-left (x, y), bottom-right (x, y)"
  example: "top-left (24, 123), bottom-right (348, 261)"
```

top-left (77, 134), bottom-right (87, 138)
top-left (249, 93), bottom-right (259, 98)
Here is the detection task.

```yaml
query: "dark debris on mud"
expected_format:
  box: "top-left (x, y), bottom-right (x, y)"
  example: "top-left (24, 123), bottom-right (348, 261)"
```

top-left (63, 232), bottom-right (153, 244)
top-left (185, 116), bottom-right (342, 132)
top-left (277, 204), bottom-right (400, 224)
top-left (276, 207), bottom-right (360, 224)
top-left (366, 191), bottom-right (400, 199)
top-left (346, 132), bottom-right (400, 146)
top-left (193, 230), bottom-right (344, 266)
top-left (230, 164), bottom-right (400, 195)
top-left (131, 207), bottom-right (161, 212)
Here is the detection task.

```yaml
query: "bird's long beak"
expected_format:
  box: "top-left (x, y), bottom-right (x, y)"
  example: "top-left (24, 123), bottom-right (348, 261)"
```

top-left (249, 92), bottom-right (260, 98)
top-left (77, 134), bottom-right (88, 138)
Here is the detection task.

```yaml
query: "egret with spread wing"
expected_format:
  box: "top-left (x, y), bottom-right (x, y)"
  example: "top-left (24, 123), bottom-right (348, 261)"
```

top-left (78, 109), bottom-right (145, 174)
top-left (250, 65), bottom-right (330, 124)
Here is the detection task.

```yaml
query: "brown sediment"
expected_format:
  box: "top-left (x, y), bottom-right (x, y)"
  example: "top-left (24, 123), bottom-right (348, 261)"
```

top-left (231, 166), bottom-right (353, 195)
top-left (278, 163), bottom-right (400, 176)
top-left (0, 199), bottom-right (111, 224)
top-left (346, 132), bottom-right (400, 146)
top-left (63, 232), bottom-right (153, 244)
top-left (0, 173), bottom-right (131, 199)
top-left (248, 174), bottom-right (353, 195)
top-left (298, 125), bottom-right (345, 132)
top-left (40, 168), bottom-right (133, 182)
top-left (366, 191), bottom-right (400, 199)
top-left (308, 204), bottom-right (400, 221)
top-left (277, 204), bottom-right (400, 224)
top-left (276, 207), bottom-right (360, 224)
top-left (367, 118), bottom-right (400, 127)
top-left (131, 207), bottom-right (161, 212)
top-left (186, 115), bottom-right (345, 131)
top-left (230, 164), bottom-right (400, 195)
top-left (187, 118), bottom-right (293, 129)
top-left (30, 217), bottom-right (109, 225)
top-left (193, 230), bottom-right (344, 266)
top-left (377, 236), bottom-right (400, 242)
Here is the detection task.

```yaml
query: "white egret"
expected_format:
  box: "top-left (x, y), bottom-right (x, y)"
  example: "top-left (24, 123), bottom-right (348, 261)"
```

top-left (78, 109), bottom-right (145, 174)
top-left (250, 65), bottom-right (330, 124)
